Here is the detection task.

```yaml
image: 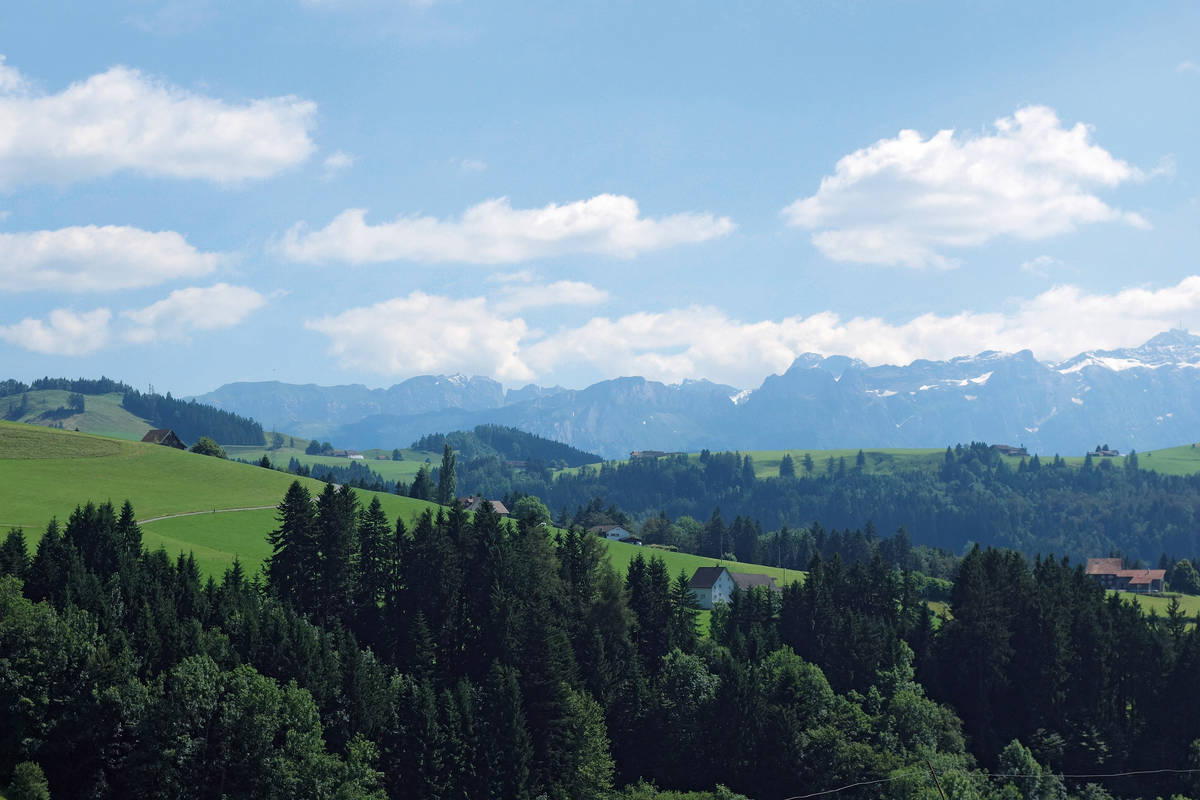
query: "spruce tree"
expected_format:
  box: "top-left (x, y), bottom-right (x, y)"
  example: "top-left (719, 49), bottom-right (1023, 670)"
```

top-left (353, 495), bottom-right (392, 644)
top-left (436, 444), bottom-right (457, 506)
top-left (314, 483), bottom-right (358, 625)
top-left (409, 465), bottom-right (434, 501)
top-left (0, 528), bottom-right (29, 579)
top-left (265, 481), bottom-right (316, 610)
top-left (668, 569), bottom-right (700, 652)
top-left (778, 453), bottom-right (796, 479)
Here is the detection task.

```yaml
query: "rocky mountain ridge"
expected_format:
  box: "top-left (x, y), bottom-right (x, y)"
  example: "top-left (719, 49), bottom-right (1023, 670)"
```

top-left (193, 331), bottom-right (1200, 458)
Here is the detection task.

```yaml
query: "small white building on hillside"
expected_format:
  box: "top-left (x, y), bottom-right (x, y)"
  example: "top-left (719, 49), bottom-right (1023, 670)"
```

top-left (688, 566), bottom-right (780, 610)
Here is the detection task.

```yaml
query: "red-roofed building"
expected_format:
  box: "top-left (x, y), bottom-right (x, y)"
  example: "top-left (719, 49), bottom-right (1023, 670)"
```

top-left (1085, 558), bottom-right (1165, 593)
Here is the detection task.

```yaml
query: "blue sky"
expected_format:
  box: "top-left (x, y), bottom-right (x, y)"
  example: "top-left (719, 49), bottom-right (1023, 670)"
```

top-left (1, 1), bottom-right (1198, 395)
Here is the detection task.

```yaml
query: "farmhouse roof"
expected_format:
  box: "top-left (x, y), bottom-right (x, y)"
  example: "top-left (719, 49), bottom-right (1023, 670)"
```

top-left (1085, 558), bottom-right (1124, 575)
top-left (688, 566), bottom-right (729, 589)
top-left (588, 524), bottom-right (619, 534)
top-left (459, 496), bottom-right (510, 516)
top-left (731, 572), bottom-right (780, 592)
top-left (1117, 569), bottom-right (1166, 585)
top-left (141, 428), bottom-right (187, 449)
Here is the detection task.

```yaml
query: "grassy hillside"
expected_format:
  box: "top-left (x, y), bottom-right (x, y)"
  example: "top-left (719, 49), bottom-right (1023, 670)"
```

top-left (0, 421), bottom-right (440, 547)
top-left (224, 443), bottom-right (439, 484)
top-left (598, 539), bottom-right (803, 586)
top-left (3, 390), bottom-right (152, 440)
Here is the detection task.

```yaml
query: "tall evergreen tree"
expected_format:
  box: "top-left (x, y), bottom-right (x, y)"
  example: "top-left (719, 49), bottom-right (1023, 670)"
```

top-left (353, 495), bottom-right (392, 644)
top-left (436, 444), bottom-right (457, 506)
top-left (409, 464), bottom-right (434, 501)
top-left (314, 483), bottom-right (358, 625)
top-left (265, 481), bottom-right (316, 610)
top-left (667, 569), bottom-right (700, 653)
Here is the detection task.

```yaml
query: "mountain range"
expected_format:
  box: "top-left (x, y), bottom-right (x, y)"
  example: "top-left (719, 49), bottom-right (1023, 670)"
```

top-left (194, 330), bottom-right (1200, 459)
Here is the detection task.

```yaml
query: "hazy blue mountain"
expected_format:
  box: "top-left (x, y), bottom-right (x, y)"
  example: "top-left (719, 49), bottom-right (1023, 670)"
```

top-left (195, 331), bottom-right (1200, 458)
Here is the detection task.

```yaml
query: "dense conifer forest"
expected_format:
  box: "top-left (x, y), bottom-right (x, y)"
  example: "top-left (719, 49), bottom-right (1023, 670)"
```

top-left (444, 442), bottom-right (1200, 565)
top-left (6, 483), bottom-right (1200, 798)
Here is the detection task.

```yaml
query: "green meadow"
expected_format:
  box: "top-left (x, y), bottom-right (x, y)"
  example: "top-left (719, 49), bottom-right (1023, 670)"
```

top-left (598, 539), bottom-right (803, 586)
top-left (0, 421), bottom-right (440, 547)
top-left (3, 390), bottom-right (152, 440)
top-left (224, 444), bottom-right (439, 484)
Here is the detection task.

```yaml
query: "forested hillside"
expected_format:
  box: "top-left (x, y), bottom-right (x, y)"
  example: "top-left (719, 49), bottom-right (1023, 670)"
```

top-left (5, 486), bottom-right (1200, 799)
top-left (412, 424), bottom-right (601, 468)
top-left (450, 443), bottom-right (1200, 564)
top-left (0, 377), bottom-right (265, 445)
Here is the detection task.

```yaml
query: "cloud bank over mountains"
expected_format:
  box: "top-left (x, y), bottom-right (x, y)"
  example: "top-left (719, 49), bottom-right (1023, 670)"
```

top-left (301, 275), bottom-right (1200, 390)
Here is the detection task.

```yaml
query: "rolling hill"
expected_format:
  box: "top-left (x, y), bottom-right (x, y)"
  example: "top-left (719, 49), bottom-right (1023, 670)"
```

top-left (0, 422), bottom-right (441, 574)
top-left (0, 422), bottom-right (806, 586)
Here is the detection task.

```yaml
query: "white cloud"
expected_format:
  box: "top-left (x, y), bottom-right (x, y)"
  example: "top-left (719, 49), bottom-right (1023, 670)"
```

top-left (322, 150), bottom-right (355, 178)
top-left (280, 193), bottom-right (735, 264)
top-left (0, 308), bottom-right (112, 356)
top-left (0, 56), bottom-right (29, 95)
top-left (487, 269), bottom-right (536, 284)
top-left (451, 157), bottom-right (486, 173)
top-left (0, 57), bottom-right (316, 187)
top-left (122, 283), bottom-right (266, 343)
top-left (1178, 60), bottom-right (1200, 75)
top-left (1020, 255), bottom-right (1062, 278)
top-left (0, 225), bottom-right (223, 292)
top-left (306, 292), bottom-right (534, 381)
top-left (784, 105), bottom-right (1148, 269)
top-left (306, 276), bottom-right (1200, 389)
top-left (0, 283), bottom-right (265, 355)
top-left (494, 280), bottom-right (609, 313)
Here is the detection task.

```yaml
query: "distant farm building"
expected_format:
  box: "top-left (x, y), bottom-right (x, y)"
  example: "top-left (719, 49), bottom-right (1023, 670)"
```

top-left (459, 496), bottom-right (510, 516)
top-left (630, 450), bottom-right (685, 460)
top-left (991, 444), bottom-right (1028, 457)
top-left (1091, 447), bottom-right (1121, 458)
top-left (588, 524), bottom-right (641, 544)
top-left (141, 428), bottom-right (187, 450)
top-left (688, 566), bottom-right (780, 609)
top-left (1085, 558), bottom-right (1165, 594)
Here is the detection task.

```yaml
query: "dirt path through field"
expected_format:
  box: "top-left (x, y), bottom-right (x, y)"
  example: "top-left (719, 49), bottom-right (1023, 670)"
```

top-left (138, 506), bottom-right (275, 524)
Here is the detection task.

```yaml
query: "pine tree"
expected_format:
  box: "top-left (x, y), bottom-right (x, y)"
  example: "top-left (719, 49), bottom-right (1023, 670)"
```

top-left (265, 481), bottom-right (316, 610)
top-left (354, 495), bottom-right (392, 644)
top-left (668, 569), bottom-right (700, 652)
top-left (702, 507), bottom-right (727, 558)
top-left (0, 528), bottom-right (29, 579)
top-left (436, 444), bottom-right (457, 506)
top-left (778, 453), bottom-right (796, 479)
top-left (478, 661), bottom-right (533, 800)
top-left (315, 483), bottom-right (358, 625)
top-left (409, 464), bottom-right (434, 501)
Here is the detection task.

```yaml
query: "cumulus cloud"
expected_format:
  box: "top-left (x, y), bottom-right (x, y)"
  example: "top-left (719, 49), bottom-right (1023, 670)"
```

top-left (0, 57), bottom-right (316, 187)
top-left (0, 225), bottom-right (223, 292)
top-left (306, 291), bottom-right (534, 381)
top-left (494, 280), bottom-right (609, 313)
top-left (0, 283), bottom-right (264, 355)
top-left (122, 283), bottom-right (266, 343)
top-left (1178, 60), bottom-right (1200, 75)
top-left (784, 106), bottom-right (1148, 268)
top-left (0, 308), bottom-right (112, 355)
top-left (322, 150), bottom-right (355, 178)
top-left (280, 194), bottom-right (735, 264)
top-left (306, 276), bottom-right (1200, 388)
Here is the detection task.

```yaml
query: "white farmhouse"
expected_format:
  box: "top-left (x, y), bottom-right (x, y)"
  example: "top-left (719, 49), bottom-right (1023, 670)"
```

top-left (688, 566), bottom-right (780, 610)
